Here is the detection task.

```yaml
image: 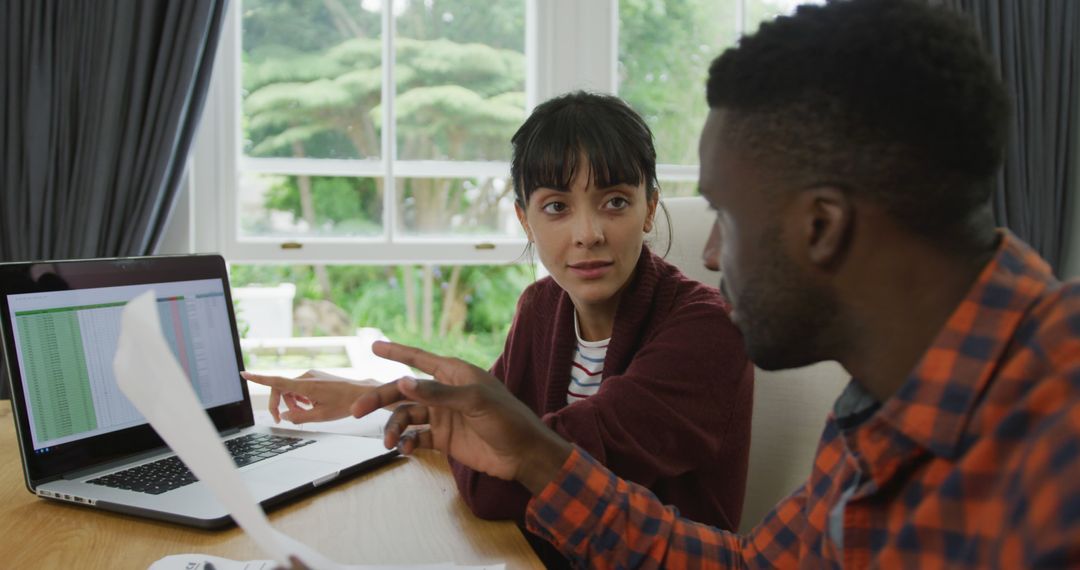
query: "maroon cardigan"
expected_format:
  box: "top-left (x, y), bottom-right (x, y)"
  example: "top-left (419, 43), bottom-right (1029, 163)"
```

top-left (450, 246), bottom-right (754, 531)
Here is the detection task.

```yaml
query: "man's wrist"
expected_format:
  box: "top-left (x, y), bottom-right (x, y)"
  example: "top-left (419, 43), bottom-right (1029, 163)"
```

top-left (517, 430), bottom-right (574, 495)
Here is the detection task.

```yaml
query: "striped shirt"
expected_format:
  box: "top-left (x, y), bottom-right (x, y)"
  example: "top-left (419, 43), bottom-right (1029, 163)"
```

top-left (567, 311), bottom-right (609, 404)
top-left (524, 231), bottom-right (1080, 568)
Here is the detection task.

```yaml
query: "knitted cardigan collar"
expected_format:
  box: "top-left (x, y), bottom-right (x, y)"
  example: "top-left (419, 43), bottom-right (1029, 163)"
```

top-left (541, 245), bottom-right (664, 412)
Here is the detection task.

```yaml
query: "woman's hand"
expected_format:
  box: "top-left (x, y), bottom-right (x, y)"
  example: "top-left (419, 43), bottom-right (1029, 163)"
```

top-left (352, 341), bottom-right (573, 494)
top-left (242, 370), bottom-right (379, 424)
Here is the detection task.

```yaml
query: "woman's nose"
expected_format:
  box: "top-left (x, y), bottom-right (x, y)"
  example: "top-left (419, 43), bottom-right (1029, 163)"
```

top-left (573, 212), bottom-right (605, 247)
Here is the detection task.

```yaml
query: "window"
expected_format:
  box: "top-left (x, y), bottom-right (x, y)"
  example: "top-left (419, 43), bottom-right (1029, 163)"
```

top-left (227, 0), bottom-right (528, 265)
top-left (182, 0), bottom-right (821, 368)
top-left (619, 0), bottom-right (824, 190)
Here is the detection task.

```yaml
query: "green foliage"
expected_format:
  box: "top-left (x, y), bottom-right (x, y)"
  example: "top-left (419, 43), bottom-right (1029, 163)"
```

top-left (242, 1), bottom-right (525, 161)
top-left (230, 263), bottom-right (532, 368)
top-left (619, 0), bottom-right (737, 165)
top-left (263, 175), bottom-right (382, 234)
top-left (387, 328), bottom-right (507, 370)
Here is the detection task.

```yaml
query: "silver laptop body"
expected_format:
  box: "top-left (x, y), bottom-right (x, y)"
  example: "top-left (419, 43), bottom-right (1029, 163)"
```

top-left (0, 254), bottom-right (398, 528)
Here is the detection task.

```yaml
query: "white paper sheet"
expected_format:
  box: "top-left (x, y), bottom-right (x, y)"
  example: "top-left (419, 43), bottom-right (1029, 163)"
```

top-left (253, 407), bottom-right (391, 438)
top-left (115, 291), bottom-right (503, 570)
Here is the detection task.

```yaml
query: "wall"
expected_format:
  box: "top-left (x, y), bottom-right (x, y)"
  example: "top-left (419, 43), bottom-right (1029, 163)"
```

top-left (155, 174), bottom-right (194, 255)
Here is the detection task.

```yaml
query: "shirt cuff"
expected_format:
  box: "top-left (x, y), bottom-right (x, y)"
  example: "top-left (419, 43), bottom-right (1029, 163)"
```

top-left (524, 446), bottom-right (613, 553)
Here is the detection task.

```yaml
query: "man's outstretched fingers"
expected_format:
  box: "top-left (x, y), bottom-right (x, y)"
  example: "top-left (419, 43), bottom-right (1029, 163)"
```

top-left (371, 342), bottom-right (457, 380)
top-left (351, 378), bottom-right (413, 418)
top-left (397, 428), bottom-right (433, 455)
top-left (383, 402), bottom-right (430, 449)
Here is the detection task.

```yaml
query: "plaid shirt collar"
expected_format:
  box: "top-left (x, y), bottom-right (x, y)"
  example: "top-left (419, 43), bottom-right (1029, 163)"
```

top-left (849, 230), bottom-right (1058, 474)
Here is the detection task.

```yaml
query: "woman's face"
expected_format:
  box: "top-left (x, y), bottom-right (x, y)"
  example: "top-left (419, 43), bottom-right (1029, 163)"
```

top-left (516, 156), bottom-right (658, 315)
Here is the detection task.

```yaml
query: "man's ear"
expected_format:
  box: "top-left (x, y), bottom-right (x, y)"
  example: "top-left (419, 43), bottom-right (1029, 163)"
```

top-left (643, 192), bottom-right (659, 233)
top-left (792, 186), bottom-right (852, 269)
top-left (514, 202), bottom-right (532, 242)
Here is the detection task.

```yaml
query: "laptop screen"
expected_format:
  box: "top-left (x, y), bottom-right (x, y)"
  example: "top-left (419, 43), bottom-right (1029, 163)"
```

top-left (7, 278), bottom-right (244, 451)
top-left (0, 255), bottom-right (253, 483)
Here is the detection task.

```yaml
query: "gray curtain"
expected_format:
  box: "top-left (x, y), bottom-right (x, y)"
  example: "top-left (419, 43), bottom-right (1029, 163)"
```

top-left (1, 0), bottom-right (227, 399)
top-left (934, 0), bottom-right (1080, 273)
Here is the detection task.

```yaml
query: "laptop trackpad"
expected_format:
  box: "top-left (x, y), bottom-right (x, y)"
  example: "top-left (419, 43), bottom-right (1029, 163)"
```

top-left (244, 457), bottom-right (339, 493)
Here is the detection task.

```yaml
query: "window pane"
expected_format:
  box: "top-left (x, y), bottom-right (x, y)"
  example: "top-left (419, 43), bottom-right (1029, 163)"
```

top-left (242, 0), bottom-right (383, 160)
top-left (619, 1), bottom-right (739, 166)
top-left (394, 0), bottom-right (527, 161)
top-left (395, 176), bottom-right (523, 238)
top-left (660, 180), bottom-right (699, 198)
top-left (239, 174), bottom-right (384, 238)
top-left (230, 263), bottom-right (534, 368)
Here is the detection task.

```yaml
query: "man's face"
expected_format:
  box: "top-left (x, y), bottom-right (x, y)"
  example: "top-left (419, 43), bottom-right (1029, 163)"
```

top-left (698, 109), bottom-right (839, 370)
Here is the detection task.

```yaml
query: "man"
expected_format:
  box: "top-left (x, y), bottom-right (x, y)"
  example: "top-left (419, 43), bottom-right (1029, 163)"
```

top-left (348, 0), bottom-right (1080, 567)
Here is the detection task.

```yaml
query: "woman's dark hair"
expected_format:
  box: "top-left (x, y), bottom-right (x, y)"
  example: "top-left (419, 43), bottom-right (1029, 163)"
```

top-left (510, 91), bottom-right (660, 207)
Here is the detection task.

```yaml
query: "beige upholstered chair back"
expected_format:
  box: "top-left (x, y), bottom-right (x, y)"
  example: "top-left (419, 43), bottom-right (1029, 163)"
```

top-left (656, 196), bottom-right (850, 534)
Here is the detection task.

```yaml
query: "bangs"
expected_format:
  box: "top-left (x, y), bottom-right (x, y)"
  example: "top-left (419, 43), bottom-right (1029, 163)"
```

top-left (512, 101), bottom-right (654, 203)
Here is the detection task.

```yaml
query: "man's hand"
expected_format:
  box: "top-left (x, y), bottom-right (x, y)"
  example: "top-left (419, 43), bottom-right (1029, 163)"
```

top-left (352, 341), bottom-right (573, 494)
top-left (242, 370), bottom-right (379, 424)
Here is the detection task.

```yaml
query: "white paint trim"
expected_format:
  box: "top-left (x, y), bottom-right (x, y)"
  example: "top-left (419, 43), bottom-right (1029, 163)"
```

top-left (190, 0), bottom-right (241, 255)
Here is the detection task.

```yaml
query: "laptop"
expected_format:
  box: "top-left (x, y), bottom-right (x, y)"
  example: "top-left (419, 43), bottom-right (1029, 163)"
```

top-left (0, 254), bottom-right (399, 528)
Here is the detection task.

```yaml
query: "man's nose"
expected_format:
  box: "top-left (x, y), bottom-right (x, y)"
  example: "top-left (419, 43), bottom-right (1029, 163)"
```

top-left (702, 219), bottom-right (722, 271)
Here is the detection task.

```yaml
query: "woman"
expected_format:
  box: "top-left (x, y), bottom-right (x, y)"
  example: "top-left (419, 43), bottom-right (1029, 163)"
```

top-left (245, 92), bottom-right (753, 565)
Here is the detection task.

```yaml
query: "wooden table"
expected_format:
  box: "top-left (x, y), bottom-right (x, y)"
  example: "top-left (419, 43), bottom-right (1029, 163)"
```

top-left (0, 405), bottom-right (543, 569)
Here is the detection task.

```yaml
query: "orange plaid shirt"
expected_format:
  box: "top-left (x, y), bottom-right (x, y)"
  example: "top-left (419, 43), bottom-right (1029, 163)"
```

top-left (525, 231), bottom-right (1080, 568)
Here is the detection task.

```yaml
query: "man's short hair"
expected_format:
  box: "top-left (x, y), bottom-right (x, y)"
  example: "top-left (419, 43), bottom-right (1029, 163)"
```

top-left (706, 0), bottom-right (1010, 238)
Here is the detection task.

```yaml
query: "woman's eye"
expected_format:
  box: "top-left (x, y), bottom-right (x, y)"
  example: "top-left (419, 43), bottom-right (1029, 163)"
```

top-left (541, 202), bottom-right (566, 214)
top-left (606, 197), bottom-right (630, 210)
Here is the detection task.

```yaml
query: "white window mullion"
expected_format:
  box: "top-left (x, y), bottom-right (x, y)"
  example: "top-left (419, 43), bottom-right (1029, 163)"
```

top-left (224, 241), bottom-right (527, 266)
top-left (242, 157), bottom-right (385, 178)
top-left (657, 164), bottom-right (700, 183)
top-left (382, 0), bottom-right (396, 246)
top-left (536, 0), bottom-right (617, 100)
top-left (244, 158), bottom-right (511, 180)
top-left (737, 0), bottom-right (747, 37)
top-left (525, 0), bottom-right (539, 111)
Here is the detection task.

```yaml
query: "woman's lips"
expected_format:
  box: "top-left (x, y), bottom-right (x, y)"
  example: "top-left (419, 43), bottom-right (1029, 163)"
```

top-left (568, 261), bottom-right (613, 279)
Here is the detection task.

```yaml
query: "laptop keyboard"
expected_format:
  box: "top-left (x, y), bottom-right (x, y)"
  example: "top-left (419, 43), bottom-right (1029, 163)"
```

top-left (86, 433), bottom-right (316, 495)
